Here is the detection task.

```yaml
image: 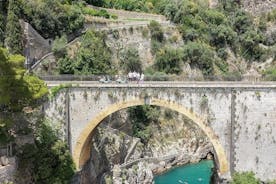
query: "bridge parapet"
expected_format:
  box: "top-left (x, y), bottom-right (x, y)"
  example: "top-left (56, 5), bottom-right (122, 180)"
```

top-left (44, 83), bottom-right (276, 181)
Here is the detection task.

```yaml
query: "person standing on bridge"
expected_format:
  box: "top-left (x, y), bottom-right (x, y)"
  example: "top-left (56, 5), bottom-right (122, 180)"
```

top-left (140, 73), bottom-right (144, 83)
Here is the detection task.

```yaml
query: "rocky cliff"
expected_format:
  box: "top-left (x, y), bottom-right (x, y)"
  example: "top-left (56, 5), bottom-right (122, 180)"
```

top-left (77, 108), bottom-right (214, 184)
top-left (242, 0), bottom-right (276, 15)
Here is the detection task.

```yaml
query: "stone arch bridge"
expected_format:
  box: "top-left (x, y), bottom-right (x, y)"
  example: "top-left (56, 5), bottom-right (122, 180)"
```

top-left (44, 81), bottom-right (276, 181)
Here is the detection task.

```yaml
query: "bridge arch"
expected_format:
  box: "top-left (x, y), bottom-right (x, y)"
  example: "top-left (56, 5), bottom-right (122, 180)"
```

top-left (73, 98), bottom-right (229, 175)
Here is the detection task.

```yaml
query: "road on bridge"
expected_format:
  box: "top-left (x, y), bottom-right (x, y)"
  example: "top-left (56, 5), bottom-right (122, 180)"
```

top-left (45, 81), bottom-right (276, 88)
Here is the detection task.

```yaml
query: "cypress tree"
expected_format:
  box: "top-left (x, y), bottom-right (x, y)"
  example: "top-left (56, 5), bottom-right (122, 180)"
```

top-left (0, 14), bottom-right (5, 46)
top-left (4, 0), bottom-right (23, 54)
top-left (0, 0), bottom-right (7, 46)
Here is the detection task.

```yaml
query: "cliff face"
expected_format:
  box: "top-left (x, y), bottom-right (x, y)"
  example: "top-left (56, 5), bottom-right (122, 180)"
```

top-left (242, 0), bottom-right (276, 15)
top-left (78, 108), bottom-right (214, 184)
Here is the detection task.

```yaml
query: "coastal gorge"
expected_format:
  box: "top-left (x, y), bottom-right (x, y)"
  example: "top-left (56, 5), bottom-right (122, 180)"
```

top-left (0, 0), bottom-right (276, 184)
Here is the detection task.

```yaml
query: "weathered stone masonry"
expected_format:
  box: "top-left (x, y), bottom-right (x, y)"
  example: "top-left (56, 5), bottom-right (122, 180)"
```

top-left (45, 83), bottom-right (276, 181)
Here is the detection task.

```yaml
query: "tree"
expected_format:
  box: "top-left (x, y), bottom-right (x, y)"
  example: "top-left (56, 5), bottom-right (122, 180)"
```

top-left (209, 24), bottom-right (237, 46)
top-left (240, 30), bottom-right (265, 60)
top-left (155, 47), bottom-right (183, 74)
top-left (201, 9), bottom-right (226, 25)
top-left (183, 41), bottom-right (215, 75)
top-left (0, 14), bottom-right (5, 46)
top-left (58, 56), bottom-right (75, 74)
top-left (128, 105), bottom-right (160, 143)
top-left (58, 30), bottom-right (114, 75)
top-left (120, 47), bottom-right (142, 73)
top-left (149, 20), bottom-right (164, 42)
top-left (21, 0), bottom-right (84, 39)
top-left (232, 9), bottom-right (253, 34)
top-left (0, 47), bottom-right (48, 144)
top-left (231, 172), bottom-right (260, 184)
top-left (18, 120), bottom-right (75, 184)
top-left (4, 0), bottom-right (23, 54)
top-left (85, 0), bottom-right (104, 6)
top-left (149, 20), bottom-right (165, 54)
top-left (52, 35), bottom-right (68, 58)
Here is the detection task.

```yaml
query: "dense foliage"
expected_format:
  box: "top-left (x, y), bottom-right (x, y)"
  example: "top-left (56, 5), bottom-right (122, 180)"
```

top-left (85, 0), bottom-right (276, 78)
top-left (4, 0), bottom-right (23, 54)
top-left (263, 66), bottom-right (276, 81)
top-left (0, 47), bottom-right (47, 112)
top-left (94, 0), bottom-right (157, 12)
top-left (120, 47), bottom-right (142, 73)
top-left (0, 0), bottom-right (115, 46)
top-left (148, 20), bottom-right (165, 54)
top-left (21, 0), bottom-right (84, 38)
top-left (154, 47), bottom-right (183, 74)
top-left (230, 172), bottom-right (260, 184)
top-left (182, 41), bottom-right (215, 75)
top-left (58, 30), bottom-right (114, 75)
top-left (18, 120), bottom-right (75, 184)
top-left (0, 13), bottom-right (5, 46)
top-left (0, 47), bottom-right (48, 143)
top-left (128, 105), bottom-right (160, 143)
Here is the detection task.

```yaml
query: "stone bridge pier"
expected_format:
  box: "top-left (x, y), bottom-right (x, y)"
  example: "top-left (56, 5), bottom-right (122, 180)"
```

top-left (44, 82), bottom-right (276, 181)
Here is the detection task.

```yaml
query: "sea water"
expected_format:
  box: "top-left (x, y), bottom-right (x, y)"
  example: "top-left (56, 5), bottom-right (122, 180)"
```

top-left (154, 160), bottom-right (214, 184)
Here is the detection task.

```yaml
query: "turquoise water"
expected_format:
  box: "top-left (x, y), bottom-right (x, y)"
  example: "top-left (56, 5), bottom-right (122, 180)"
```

top-left (154, 160), bottom-right (214, 184)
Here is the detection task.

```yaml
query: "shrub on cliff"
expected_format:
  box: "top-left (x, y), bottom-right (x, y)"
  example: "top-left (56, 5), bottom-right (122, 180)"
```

top-left (182, 41), bottom-right (215, 76)
top-left (149, 21), bottom-right (164, 43)
top-left (52, 35), bottom-right (68, 58)
top-left (263, 67), bottom-right (276, 81)
top-left (128, 105), bottom-right (160, 143)
top-left (21, 0), bottom-right (84, 38)
top-left (17, 120), bottom-right (75, 184)
top-left (58, 30), bottom-right (115, 75)
top-left (231, 172), bottom-right (260, 184)
top-left (120, 47), bottom-right (142, 73)
top-left (154, 47), bottom-right (183, 74)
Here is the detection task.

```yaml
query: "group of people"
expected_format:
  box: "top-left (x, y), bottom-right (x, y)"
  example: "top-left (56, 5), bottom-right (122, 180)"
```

top-left (127, 71), bottom-right (144, 83)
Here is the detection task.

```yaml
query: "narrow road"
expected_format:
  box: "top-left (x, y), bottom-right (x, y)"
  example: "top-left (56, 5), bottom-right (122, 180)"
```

top-left (45, 81), bottom-right (276, 88)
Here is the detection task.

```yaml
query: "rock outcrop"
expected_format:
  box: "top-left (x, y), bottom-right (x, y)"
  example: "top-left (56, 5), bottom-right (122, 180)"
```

top-left (77, 108), bottom-right (214, 184)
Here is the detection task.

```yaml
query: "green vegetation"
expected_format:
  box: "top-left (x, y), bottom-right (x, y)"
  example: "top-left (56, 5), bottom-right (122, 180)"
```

top-left (80, 4), bottom-right (115, 19)
top-left (154, 47), bottom-right (183, 74)
top-left (149, 21), bottom-right (164, 43)
top-left (183, 41), bottom-right (215, 75)
top-left (230, 172), bottom-right (260, 184)
top-left (148, 21), bottom-right (164, 54)
top-left (0, 0), bottom-right (7, 46)
top-left (0, 0), bottom-right (117, 47)
top-left (52, 35), bottom-right (68, 58)
top-left (82, 0), bottom-right (275, 78)
top-left (0, 0), bottom-right (269, 78)
top-left (263, 67), bottom-right (276, 81)
top-left (0, 47), bottom-right (48, 144)
top-left (21, 0), bottom-right (84, 38)
top-left (58, 30), bottom-right (115, 75)
top-left (17, 120), bottom-right (75, 184)
top-left (267, 9), bottom-right (276, 22)
top-left (49, 84), bottom-right (72, 99)
top-left (0, 47), bottom-right (48, 111)
top-left (4, 0), bottom-right (23, 54)
top-left (120, 47), bottom-right (142, 73)
top-left (268, 180), bottom-right (276, 184)
top-left (128, 105), bottom-right (160, 143)
top-left (0, 13), bottom-right (5, 46)
top-left (95, 0), bottom-right (156, 12)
